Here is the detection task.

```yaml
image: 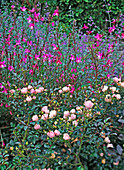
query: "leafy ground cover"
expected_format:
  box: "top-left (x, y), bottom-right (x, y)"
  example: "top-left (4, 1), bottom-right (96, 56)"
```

top-left (0, 2), bottom-right (124, 170)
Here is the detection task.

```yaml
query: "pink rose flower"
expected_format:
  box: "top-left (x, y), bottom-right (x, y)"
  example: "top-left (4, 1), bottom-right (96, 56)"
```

top-left (30, 89), bottom-right (35, 94)
top-left (42, 106), bottom-right (48, 112)
top-left (70, 109), bottom-right (76, 114)
top-left (104, 137), bottom-right (110, 143)
top-left (64, 111), bottom-right (70, 117)
top-left (116, 94), bottom-right (121, 100)
top-left (34, 124), bottom-right (40, 130)
top-left (120, 82), bottom-right (124, 88)
top-left (72, 120), bottom-right (78, 127)
top-left (102, 85), bottom-right (108, 92)
top-left (63, 133), bottom-right (70, 140)
top-left (26, 96), bottom-right (32, 102)
top-left (71, 114), bottom-right (76, 120)
top-left (113, 77), bottom-right (119, 83)
top-left (39, 87), bottom-right (44, 92)
top-left (35, 89), bottom-right (41, 93)
top-left (10, 89), bottom-right (15, 93)
top-left (28, 85), bottom-right (33, 89)
top-left (105, 95), bottom-right (111, 102)
top-left (49, 110), bottom-right (56, 118)
top-left (41, 114), bottom-right (48, 120)
top-left (84, 100), bottom-right (94, 109)
top-left (107, 144), bottom-right (113, 148)
top-left (62, 86), bottom-right (70, 92)
top-left (59, 89), bottom-right (63, 93)
top-left (33, 96), bottom-right (36, 99)
top-left (47, 131), bottom-right (55, 138)
top-left (32, 115), bottom-right (39, 121)
top-left (54, 130), bottom-right (60, 136)
top-left (21, 87), bottom-right (27, 93)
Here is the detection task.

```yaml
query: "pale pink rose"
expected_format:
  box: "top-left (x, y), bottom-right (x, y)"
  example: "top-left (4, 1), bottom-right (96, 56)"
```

top-left (39, 87), bottom-right (44, 91)
top-left (62, 86), bottom-right (70, 92)
top-left (44, 109), bottom-right (49, 114)
top-left (71, 114), bottom-right (76, 120)
top-left (63, 133), bottom-right (70, 140)
top-left (33, 96), bottom-right (36, 99)
top-left (76, 106), bottom-right (81, 111)
top-left (84, 100), bottom-right (94, 109)
top-left (107, 143), bottom-right (113, 148)
top-left (54, 130), bottom-right (60, 136)
top-left (30, 89), bottom-right (35, 93)
top-left (42, 106), bottom-right (48, 112)
top-left (64, 111), bottom-right (70, 117)
top-left (49, 110), bottom-right (56, 118)
top-left (113, 161), bottom-right (119, 165)
top-left (102, 85), bottom-right (108, 92)
top-left (26, 96), bottom-right (32, 102)
top-left (35, 89), bottom-right (41, 93)
top-left (41, 114), bottom-right (48, 120)
top-left (34, 124), bottom-right (40, 130)
top-left (120, 82), bottom-right (124, 88)
top-left (104, 137), bottom-right (110, 143)
top-left (100, 153), bottom-right (104, 157)
top-left (47, 131), bottom-right (55, 138)
top-left (113, 77), bottom-right (119, 83)
top-left (27, 85), bottom-right (33, 89)
top-left (10, 89), bottom-right (15, 93)
top-left (70, 109), bottom-right (76, 114)
top-left (110, 87), bottom-right (116, 92)
top-left (72, 120), bottom-right (78, 127)
top-left (116, 94), bottom-right (121, 100)
top-left (59, 89), bottom-right (63, 93)
top-left (21, 87), bottom-right (27, 93)
top-left (32, 115), bottom-right (39, 121)
top-left (105, 94), bottom-right (111, 102)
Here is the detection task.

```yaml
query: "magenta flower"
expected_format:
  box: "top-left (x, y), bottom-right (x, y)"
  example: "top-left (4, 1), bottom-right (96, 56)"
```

top-left (20, 6), bottom-right (27, 12)
top-left (76, 57), bottom-right (82, 63)
top-left (53, 9), bottom-right (59, 16)
top-left (29, 23), bottom-right (34, 29)
top-left (30, 8), bottom-right (35, 13)
top-left (27, 16), bottom-right (32, 23)
top-left (94, 33), bottom-right (102, 41)
top-left (82, 24), bottom-right (88, 29)
top-left (0, 61), bottom-right (6, 68)
top-left (8, 66), bottom-right (14, 71)
top-left (11, 5), bottom-right (15, 9)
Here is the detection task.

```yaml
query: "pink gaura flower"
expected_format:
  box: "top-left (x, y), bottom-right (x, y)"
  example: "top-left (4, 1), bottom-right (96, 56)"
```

top-left (71, 114), bottom-right (76, 120)
top-left (84, 100), bottom-right (94, 109)
top-left (63, 133), bottom-right (70, 140)
top-left (49, 110), bottom-right (57, 118)
top-left (64, 111), bottom-right (70, 117)
top-left (72, 120), bottom-right (78, 127)
top-left (34, 124), bottom-right (40, 130)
